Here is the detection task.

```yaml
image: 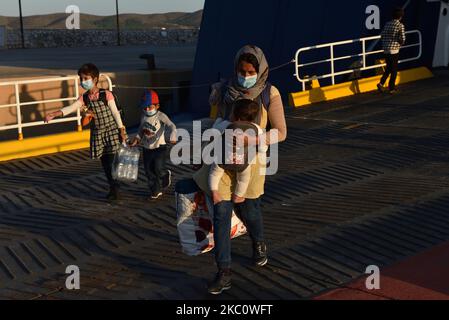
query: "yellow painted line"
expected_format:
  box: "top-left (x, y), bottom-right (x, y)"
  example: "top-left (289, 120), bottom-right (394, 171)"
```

top-left (0, 130), bottom-right (90, 162)
top-left (289, 67), bottom-right (434, 107)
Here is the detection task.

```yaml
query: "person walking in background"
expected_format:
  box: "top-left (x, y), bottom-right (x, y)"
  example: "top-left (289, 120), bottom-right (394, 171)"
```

top-left (377, 7), bottom-right (406, 94)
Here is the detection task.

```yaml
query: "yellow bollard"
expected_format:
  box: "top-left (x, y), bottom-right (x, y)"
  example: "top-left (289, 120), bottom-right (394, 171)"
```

top-left (18, 133), bottom-right (24, 141)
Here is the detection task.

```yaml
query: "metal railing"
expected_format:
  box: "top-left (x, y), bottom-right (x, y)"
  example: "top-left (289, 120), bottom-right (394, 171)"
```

top-left (0, 74), bottom-right (114, 140)
top-left (294, 30), bottom-right (422, 91)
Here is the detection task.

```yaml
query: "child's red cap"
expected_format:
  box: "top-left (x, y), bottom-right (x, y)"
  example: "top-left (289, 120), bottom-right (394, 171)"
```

top-left (140, 89), bottom-right (160, 108)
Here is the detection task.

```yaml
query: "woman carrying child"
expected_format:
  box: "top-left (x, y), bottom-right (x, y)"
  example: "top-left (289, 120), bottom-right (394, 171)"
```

top-left (193, 45), bottom-right (287, 295)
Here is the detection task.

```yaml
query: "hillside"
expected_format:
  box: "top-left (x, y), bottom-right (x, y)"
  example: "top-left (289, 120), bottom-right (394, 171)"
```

top-left (0, 10), bottom-right (203, 29)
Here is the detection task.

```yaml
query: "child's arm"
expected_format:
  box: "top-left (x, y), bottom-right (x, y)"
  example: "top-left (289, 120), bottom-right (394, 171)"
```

top-left (159, 112), bottom-right (177, 143)
top-left (105, 92), bottom-right (124, 129)
top-left (209, 164), bottom-right (225, 205)
top-left (233, 167), bottom-right (251, 203)
top-left (106, 91), bottom-right (127, 142)
top-left (398, 23), bottom-right (406, 45)
top-left (45, 99), bottom-right (83, 122)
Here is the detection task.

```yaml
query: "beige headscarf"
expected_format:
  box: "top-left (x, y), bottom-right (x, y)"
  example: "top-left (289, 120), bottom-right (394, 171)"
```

top-left (223, 45), bottom-right (269, 105)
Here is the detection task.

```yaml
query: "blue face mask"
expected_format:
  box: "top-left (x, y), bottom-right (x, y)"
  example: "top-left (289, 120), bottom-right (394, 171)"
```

top-left (144, 109), bottom-right (158, 117)
top-left (81, 79), bottom-right (94, 90)
top-left (238, 74), bottom-right (258, 89)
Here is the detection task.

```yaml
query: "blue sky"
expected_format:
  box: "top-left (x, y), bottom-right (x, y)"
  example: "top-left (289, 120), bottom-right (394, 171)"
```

top-left (2, 0), bottom-right (205, 16)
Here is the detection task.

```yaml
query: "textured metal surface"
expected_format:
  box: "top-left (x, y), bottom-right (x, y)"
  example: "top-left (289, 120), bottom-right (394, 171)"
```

top-left (1, 73), bottom-right (449, 299)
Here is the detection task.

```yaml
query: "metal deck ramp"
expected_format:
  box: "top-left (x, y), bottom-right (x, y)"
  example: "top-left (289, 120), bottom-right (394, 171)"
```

top-left (1, 72), bottom-right (449, 299)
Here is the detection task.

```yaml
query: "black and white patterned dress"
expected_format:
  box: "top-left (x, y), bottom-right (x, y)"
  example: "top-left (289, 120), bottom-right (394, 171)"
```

top-left (87, 99), bottom-right (121, 159)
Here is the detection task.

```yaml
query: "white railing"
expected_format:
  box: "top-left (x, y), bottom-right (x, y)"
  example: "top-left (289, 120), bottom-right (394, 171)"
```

top-left (294, 30), bottom-right (422, 91)
top-left (0, 74), bottom-right (114, 140)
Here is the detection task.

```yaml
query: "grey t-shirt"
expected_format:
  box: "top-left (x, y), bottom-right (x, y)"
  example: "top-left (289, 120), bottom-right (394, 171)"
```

top-left (136, 111), bottom-right (177, 150)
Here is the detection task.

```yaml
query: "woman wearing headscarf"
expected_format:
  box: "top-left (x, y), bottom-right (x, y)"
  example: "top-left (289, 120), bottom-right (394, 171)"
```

top-left (193, 45), bottom-right (287, 295)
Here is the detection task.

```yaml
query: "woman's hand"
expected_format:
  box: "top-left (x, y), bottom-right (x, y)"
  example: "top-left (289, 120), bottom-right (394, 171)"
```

top-left (44, 111), bottom-right (62, 123)
top-left (212, 191), bottom-right (223, 205)
top-left (232, 194), bottom-right (245, 204)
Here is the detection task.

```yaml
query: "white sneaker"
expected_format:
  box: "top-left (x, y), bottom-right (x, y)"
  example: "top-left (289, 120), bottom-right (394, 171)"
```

top-left (150, 192), bottom-right (163, 200)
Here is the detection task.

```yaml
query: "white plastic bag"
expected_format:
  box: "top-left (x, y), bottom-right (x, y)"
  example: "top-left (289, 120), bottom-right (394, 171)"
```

top-left (175, 179), bottom-right (247, 256)
top-left (112, 144), bottom-right (140, 182)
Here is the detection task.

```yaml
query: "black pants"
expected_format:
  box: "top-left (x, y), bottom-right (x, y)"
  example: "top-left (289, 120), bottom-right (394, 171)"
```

top-left (100, 153), bottom-right (120, 190)
top-left (143, 146), bottom-right (168, 194)
top-left (380, 53), bottom-right (399, 91)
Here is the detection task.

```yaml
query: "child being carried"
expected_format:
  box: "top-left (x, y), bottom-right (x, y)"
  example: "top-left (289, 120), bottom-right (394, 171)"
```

top-left (209, 99), bottom-right (267, 205)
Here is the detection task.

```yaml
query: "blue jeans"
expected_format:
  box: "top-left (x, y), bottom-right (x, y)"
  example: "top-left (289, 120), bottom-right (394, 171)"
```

top-left (213, 198), bottom-right (264, 269)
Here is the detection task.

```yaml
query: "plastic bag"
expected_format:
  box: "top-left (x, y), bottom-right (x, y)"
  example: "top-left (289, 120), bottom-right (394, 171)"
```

top-left (175, 179), bottom-right (247, 256)
top-left (112, 144), bottom-right (140, 182)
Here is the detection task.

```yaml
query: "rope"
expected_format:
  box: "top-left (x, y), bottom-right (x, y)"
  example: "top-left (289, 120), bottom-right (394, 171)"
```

top-left (114, 83), bottom-right (211, 90)
top-left (114, 59), bottom-right (295, 90)
top-left (270, 59), bottom-right (295, 71)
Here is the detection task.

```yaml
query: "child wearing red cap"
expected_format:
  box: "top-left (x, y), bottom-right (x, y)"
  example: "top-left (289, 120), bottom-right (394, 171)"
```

top-left (130, 89), bottom-right (177, 200)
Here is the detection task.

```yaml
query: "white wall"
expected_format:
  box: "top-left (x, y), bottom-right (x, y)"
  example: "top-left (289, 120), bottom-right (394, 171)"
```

top-left (432, 1), bottom-right (449, 67)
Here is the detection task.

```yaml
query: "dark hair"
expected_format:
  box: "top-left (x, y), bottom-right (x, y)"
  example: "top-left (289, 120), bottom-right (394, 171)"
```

top-left (392, 7), bottom-right (404, 20)
top-left (232, 99), bottom-right (259, 122)
top-left (78, 63), bottom-right (100, 83)
top-left (238, 53), bottom-right (259, 73)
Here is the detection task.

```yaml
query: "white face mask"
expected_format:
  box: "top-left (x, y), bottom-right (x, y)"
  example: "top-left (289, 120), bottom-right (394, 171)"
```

top-left (81, 79), bottom-right (94, 90)
top-left (238, 74), bottom-right (258, 89)
top-left (144, 109), bottom-right (157, 117)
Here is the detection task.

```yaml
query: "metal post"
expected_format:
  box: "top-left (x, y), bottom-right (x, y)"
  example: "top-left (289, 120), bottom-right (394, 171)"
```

top-left (330, 45), bottom-right (335, 85)
top-left (362, 39), bottom-right (366, 68)
top-left (75, 78), bottom-right (81, 132)
top-left (18, 0), bottom-right (25, 49)
top-left (116, 0), bottom-right (121, 46)
top-left (15, 84), bottom-right (23, 140)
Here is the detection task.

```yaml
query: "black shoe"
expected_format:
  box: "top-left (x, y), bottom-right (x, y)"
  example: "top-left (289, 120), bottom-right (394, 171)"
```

top-left (377, 83), bottom-right (385, 93)
top-left (208, 269), bottom-right (232, 295)
top-left (253, 242), bottom-right (268, 267)
top-left (162, 170), bottom-right (172, 189)
top-left (107, 187), bottom-right (120, 201)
